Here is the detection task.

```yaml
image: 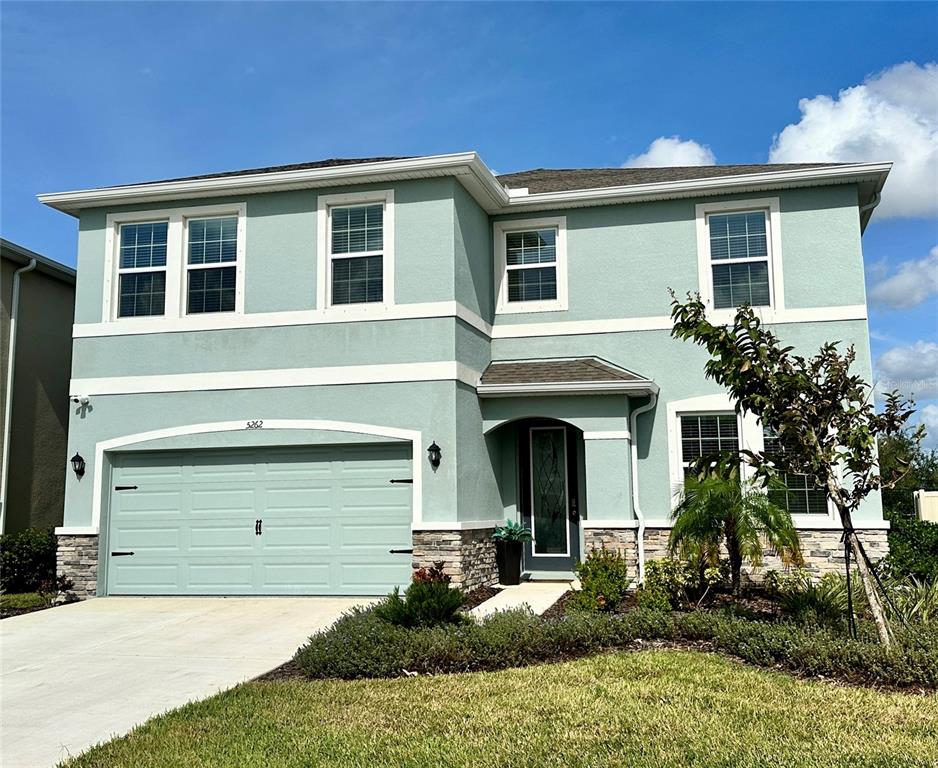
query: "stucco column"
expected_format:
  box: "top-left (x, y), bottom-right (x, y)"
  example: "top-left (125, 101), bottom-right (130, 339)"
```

top-left (582, 436), bottom-right (633, 522)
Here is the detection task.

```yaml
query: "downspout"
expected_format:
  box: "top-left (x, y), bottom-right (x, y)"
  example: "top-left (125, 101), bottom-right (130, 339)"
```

top-left (859, 191), bottom-right (881, 215)
top-left (0, 258), bottom-right (37, 534)
top-left (629, 390), bottom-right (657, 584)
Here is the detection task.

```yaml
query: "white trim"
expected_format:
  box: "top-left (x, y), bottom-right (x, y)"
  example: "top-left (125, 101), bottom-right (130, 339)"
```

top-left (477, 381), bottom-right (657, 397)
top-left (104, 203), bottom-right (247, 323)
top-left (528, 425), bottom-right (572, 558)
top-left (71, 300), bottom-right (868, 339)
top-left (641, 520), bottom-right (891, 532)
top-left (39, 156), bottom-right (890, 218)
top-left (412, 520), bottom-right (502, 531)
top-left (54, 526), bottom-right (100, 536)
top-left (695, 198), bottom-right (784, 323)
top-left (582, 430), bottom-right (632, 441)
top-left (71, 361), bottom-right (482, 396)
top-left (581, 519), bottom-right (639, 529)
top-left (494, 217), bottom-right (568, 315)
top-left (316, 189), bottom-right (395, 313)
top-left (82, 419), bottom-right (425, 533)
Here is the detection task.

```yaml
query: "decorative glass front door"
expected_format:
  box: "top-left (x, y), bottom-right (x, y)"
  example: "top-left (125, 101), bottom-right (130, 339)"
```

top-left (522, 425), bottom-right (580, 572)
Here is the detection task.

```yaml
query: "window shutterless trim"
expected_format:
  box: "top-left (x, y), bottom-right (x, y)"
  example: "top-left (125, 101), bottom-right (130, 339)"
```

top-left (695, 197), bottom-right (784, 323)
top-left (494, 216), bottom-right (568, 315)
top-left (316, 189), bottom-right (395, 312)
top-left (103, 203), bottom-right (246, 322)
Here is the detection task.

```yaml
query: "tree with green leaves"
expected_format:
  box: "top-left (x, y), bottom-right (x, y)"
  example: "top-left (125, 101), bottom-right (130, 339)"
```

top-left (670, 464), bottom-right (803, 596)
top-left (670, 293), bottom-right (922, 645)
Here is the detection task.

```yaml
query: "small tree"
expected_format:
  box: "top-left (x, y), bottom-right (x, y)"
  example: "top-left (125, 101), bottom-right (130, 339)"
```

top-left (670, 464), bottom-right (803, 595)
top-left (670, 293), bottom-right (922, 645)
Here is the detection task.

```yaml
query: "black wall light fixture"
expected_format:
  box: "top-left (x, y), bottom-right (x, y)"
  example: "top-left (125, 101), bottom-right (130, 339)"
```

top-left (427, 441), bottom-right (442, 469)
top-left (70, 452), bottom-right (86, 479)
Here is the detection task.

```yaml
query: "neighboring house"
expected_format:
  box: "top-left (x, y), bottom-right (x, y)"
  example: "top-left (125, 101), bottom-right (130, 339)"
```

top-left (39, 154), bottom-right (890, 599)
top-left (1, 239), bottom-right (76, 534)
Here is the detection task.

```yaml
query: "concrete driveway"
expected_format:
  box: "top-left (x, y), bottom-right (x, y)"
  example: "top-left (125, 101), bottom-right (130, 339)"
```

top-left (1, 596), bottom-right (369, 767)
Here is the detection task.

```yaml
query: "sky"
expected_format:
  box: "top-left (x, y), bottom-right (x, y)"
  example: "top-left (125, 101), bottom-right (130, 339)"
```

top-left (2, 2), bottom-right (937, 442)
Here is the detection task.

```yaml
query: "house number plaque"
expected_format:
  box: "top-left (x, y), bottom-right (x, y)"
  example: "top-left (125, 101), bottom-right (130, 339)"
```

top-left (245, 420), bottom-right (264, 430)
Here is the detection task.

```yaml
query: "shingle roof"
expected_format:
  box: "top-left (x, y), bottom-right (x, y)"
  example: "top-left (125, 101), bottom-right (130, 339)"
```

top-left (495, 163), bottom-right (848, 194)
top-left (480, 357), bottom-right (649, 386)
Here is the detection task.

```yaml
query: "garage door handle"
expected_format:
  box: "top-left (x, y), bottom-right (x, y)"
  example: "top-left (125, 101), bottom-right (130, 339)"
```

top-left (111, 551), bottom-right (135, 557)
top-left (390, 479), bottom-right (413, 484)
top-left (389, 548), bottom-right (414, 554)
top-left (114, 485), bottom-right (138, 491)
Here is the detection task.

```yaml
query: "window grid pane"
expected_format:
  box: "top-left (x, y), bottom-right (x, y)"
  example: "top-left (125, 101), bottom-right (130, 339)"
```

top-left (187, 266), bottom-right (237, 314)
top-left (763, 426), bottom-right (827, 514)
top-left (507, 266), bottom-right (557, 302)
top-left (506, 228), bottom-right (556, 266)
top-left (332, 255), bottom-right (383, 305)
top-left (188, 217), bottom-right (238, 265)
top-left (119, 222), bottom-right (168, 269)
top-left (712, 262), bottom-right (770, 309)
top-left (709, 211), bottom-right (770, 310)
top-left (331, 204), bottom-right (383, 255)
top-left (118, 272), bottom-right (166, 317)
top-left (680, 415), bottom-right (739, 463)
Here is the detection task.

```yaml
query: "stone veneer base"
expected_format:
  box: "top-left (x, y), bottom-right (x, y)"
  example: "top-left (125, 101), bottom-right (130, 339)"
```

top-left (412, 529), bottom-right (498, 592)
top-left (585, 527), bottom-right (889, 583)
top-left (56, 534), bottom-right (99, 599)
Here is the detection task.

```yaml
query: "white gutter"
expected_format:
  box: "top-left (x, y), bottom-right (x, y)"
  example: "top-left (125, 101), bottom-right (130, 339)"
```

top-left (1, 258), bottom-right (37, 533)
top-left (859, 191), bottom-right (882, 214)
top-left (629, 391), bottom-right (658, 584)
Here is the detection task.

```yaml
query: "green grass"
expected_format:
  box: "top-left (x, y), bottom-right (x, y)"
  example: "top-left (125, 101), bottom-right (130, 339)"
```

top-left (64, 651), bottom-right (938, 768)
top-left (0, 591), bottom-right (51, 611)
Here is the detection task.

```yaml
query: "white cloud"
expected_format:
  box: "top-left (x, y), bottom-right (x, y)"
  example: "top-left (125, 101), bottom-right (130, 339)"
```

top-left (868, 244), bottom-right (938, 309)
top-left (875, 340), bottom-right (938, 400)
top-left (624, 136), bottom-right (716, 168)
top-left (921, 403), bottom-right (938, 450)
top-left (769, 61), bottom-right (938, 219)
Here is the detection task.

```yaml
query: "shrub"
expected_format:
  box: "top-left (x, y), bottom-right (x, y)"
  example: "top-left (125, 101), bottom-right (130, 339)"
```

top-left (765, 570), bottom-right (853, 628)
top-left (0, 528), bottom-right (57, 593)
top-left (641, 557), bottom-right (729, 609)
top-left (373, 562), bottom-right (465, 628)
top-left (570, 548), bottom-right (631, 612)
top-left (885, 515), bottom-right (938, 580)
top-left (636, 584), bottom-right (672, 612)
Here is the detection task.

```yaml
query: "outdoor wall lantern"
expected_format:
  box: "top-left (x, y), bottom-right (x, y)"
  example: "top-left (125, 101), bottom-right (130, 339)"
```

top-left (427, 441), bottom-right (442, 470)
top-left (70, 452), bottom-right (86, 480)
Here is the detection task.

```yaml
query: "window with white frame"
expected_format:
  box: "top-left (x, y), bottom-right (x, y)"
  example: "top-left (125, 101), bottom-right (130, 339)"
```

top-left (330, 203), bottom-right (384, 305)
top-left (762, 426), bottom-right (828, 514)
top-left (495, 217), bottom-right (567, 314)
top-left (186, 216), bottom-right (238, 314)
top-left (679, 414), bottom-right (739, 477)
top-left (117, 222), bottom-right (169, 317)
top-left (105, 204), bottom-right (245, 322)
top-left (707, 210), bottom-right (771, 309)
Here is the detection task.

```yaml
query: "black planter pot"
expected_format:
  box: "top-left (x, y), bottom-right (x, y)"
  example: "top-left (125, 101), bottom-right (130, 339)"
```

top-left (495, 540), bottom-right (523, 586)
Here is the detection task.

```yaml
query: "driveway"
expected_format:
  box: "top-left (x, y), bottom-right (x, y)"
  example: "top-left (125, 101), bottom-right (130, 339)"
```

top-left (1, 596), bottom-right (369, 767)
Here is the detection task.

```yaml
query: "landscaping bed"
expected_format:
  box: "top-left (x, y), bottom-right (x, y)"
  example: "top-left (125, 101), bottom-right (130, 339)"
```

top-left (63, 651), bottom-right (938, 768)
top-left (0, 591), bottom-right (56, 619)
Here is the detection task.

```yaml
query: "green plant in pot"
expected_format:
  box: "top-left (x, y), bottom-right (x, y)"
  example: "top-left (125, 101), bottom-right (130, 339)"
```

top-left (492, 520), bottom-right (532, 585)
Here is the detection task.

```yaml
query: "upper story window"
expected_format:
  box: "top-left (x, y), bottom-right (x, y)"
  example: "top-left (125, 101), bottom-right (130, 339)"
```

top-left (117, 222), bottom-right (168, 317)
top-left (695, 198), bottom-right (783, 317)
top-left (679, 413), bottom-right (739, 478)
top-left (762, 426), bottom-right (828, 515)
top-left (317, 190), bottom-right (394, 311)
top-left (104, 203), bottom-right (245, 323)
top-left (494, 216), bottom-right (568, 315)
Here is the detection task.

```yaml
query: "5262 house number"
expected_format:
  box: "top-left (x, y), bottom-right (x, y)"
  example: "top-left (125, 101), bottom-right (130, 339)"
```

top-left (245, 420), bottom-right (264, 430)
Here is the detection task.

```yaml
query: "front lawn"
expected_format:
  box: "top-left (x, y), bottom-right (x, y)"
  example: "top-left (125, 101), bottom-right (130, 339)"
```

top-left (63, 651), bottom-right (938, 768)
top-left (0, 590), bottom-right (54, 618)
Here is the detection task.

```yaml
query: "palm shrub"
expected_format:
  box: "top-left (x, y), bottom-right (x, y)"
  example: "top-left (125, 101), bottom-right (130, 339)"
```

top-left (670, 466), bottom-right (802, 595)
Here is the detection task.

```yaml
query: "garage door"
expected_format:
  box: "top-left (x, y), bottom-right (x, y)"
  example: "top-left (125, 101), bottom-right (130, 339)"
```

top-left (106, 444), bottom-right (413, 595)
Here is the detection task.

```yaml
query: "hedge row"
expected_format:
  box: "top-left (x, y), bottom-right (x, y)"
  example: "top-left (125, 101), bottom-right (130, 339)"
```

top-left (294, 606), bottom-right (938, 688)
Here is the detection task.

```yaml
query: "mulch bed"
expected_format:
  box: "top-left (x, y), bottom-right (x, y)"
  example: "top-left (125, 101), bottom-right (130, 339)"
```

top-left (0, 603), bottom-right (57, 620)
top-left (462, 585), bottom-right (500, 611)
top-left (540, 590), bottom-right (576, 620)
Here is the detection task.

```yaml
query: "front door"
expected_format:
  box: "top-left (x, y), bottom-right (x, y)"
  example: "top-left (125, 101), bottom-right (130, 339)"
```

top-left (520, 424), bottom-right (580, 573)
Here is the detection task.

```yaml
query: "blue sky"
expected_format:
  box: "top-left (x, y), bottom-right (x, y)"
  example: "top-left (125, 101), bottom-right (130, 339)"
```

top-left (2, 2), bottom-right (936, 439)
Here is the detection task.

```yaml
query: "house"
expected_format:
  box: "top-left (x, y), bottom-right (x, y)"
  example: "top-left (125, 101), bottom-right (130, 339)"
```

top-left (38, 154), bottom-right (891, 599)
top-left (1, 239), bottom-right (76, 534)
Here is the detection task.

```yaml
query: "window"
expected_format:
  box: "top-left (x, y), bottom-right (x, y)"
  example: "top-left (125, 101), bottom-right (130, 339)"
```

top-left (680, 414), bottom-right (739, 477)
top-left (763, 426), bottom-right (828, 515)
top-left (105, 204), bottom-right (245, 322)
top-left (186, 217), bottom-right (238, 314)
top-left (117, 222), bottom-right (168, 317)
top-left (495, 217), bottom-right (567, 314)
top-left (330, 204), bottom-right (384, 305)
top-left (696, 198), bottom-right (782, 316)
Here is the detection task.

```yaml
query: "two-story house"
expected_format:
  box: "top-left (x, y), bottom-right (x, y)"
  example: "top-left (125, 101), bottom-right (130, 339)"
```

top-left (39, 154), bottom-right (890, 598)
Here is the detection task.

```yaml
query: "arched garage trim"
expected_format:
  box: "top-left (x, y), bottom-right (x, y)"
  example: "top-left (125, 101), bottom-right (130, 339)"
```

top-left (86, 419), bottom-right (424, 532)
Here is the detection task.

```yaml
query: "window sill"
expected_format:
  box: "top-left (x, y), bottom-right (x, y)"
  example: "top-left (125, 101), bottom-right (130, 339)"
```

top-left (495, 300), bottom-right (568, 316)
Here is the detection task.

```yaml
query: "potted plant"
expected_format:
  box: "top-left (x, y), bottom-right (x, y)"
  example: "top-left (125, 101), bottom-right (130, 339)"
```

top-left (491, 520), bottom-right (532, 585)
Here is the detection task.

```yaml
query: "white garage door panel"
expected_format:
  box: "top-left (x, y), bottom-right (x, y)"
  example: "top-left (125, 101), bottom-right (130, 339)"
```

top-left (106, 443), bottom-right (413, 595)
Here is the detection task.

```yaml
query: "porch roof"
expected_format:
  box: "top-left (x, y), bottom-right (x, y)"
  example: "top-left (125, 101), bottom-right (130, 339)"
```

top-left (477, 357), bottom-right (658, 397)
